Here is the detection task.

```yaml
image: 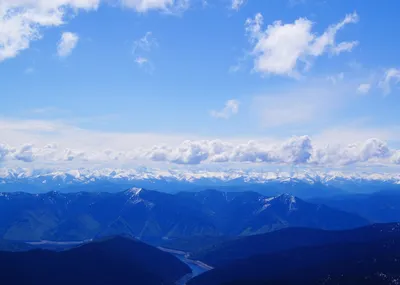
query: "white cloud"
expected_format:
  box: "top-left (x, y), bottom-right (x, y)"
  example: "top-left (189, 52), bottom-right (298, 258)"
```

top-left (357, 83), bottom-right (371, 94)
top-left (105, 136), bottom-right (400, 166)
top-left (0, 0), bottom-right (99, 62)
top-left (0, 0), bottom-right (190, 62)
top-left (308, 12), bottom-right (359, 56)
top-left (311, 138), bottom-right (391, 166)
top-left (231, 0), bottom-right (246, 11)
top-left (210, 100), bottom-right (240, 119)
top-left (392, 151), bottom-right (400, 165)
top-left (133, 32), bottom-right (157, 69)
top-left (0, 144), bottom-right (12, 162)
top-left (135, 56), bottom-right (149, 65)
top-left (327, 72), bottom-right (344, 84)
top-left (245, 12), bottom-right (359, 77)
top-left (1, 118), bottom-right (399, 168)
top-left (379, 68), bottom-right (400, 95)
top-left (133, 32), bottom-right (157, 53)
top-left (13, 144), bottom-right (35, 162)
top-left (332, 41), bottom-right (358, 55)
top-left (120, 0), bottom-right (188, 13)
top-left (57, 32), bottom-right (79, 57)
top-left (280, 136), bottom-right (313, 164)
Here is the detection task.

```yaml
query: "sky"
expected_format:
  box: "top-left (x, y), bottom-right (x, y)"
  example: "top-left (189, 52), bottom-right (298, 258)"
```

top-left (0, 0), bottom-right (400, 171)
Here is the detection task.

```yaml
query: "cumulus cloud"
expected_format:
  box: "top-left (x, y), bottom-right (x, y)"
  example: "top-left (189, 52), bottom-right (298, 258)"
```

top-left (0, 144), bottom-right (12, 162)
top-left (311, 138), bottom-right (391, 166)
top-left (280, 136), bottom-right (313, 164)
top-left (357, 83), bottom-right (371, 94)
top-left (0, 0), bottom-right (99, 62)
top-left (63, 148), bottom-right (86, 161)
top-left (143, 136), bottom-right (398, 167)
top-left (379, 68), bottom-right (400, 95)
top-left (57, 32), bottom-right (79, 57)
top-left (231, 0), bottom-right (246, 11)
top-left (210, 100), bottom-right (240, 119)
top-left (0, 136), bottom-right (399, 167)
top-left (245, 12), bottom-right (359, 77)
top-left (13, 144), bottom-right (35, 162)
top-left (392, 151), bottom-right (400, 165)
top-left (0, 118), bottom-right (399, 168)
top-left (359, 138), bottom-right (390, 161)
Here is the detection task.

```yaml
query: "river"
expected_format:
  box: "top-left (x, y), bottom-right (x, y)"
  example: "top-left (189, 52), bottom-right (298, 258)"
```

top-left (173, 253), bottom-right (209, 277)
top-left (157, 247), bottom-right (213, 284)
top-left (27, 241), bottom-right (211, 284)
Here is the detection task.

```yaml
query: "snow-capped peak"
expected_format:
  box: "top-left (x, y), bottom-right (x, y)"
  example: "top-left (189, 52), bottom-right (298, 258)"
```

top-left (0, 167), bottom-right (400, 193)
top-left (127, 187), bottom-right (143, 195)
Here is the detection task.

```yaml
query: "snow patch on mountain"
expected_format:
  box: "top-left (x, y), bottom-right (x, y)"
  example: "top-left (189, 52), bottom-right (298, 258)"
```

top-left (0, 167), bottom-right (400, 192)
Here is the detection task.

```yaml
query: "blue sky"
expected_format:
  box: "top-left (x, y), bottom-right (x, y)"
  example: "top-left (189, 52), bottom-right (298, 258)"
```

top-left (0, 0), bottom-right (400, 170)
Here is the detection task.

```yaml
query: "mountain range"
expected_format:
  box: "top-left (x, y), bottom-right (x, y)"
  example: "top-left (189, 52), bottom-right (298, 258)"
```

top-left (310, 190), bottom-right (400, 223)
top-left (2, 223), bottom-right (400, 285)
top-left (1, 184), bottom-right (400, 285)
top-left (1, 168), bottom-right (400, 198)
top-left (0, 188), bottom-right (368, 242)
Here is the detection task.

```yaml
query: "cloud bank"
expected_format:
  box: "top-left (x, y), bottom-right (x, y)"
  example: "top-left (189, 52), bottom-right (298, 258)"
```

top-left (1, 136), bottom-right (399, 167)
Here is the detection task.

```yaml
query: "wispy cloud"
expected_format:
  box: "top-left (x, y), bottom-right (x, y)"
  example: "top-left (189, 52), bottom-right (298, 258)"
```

top-left (133, 32), bottom-right (158, 71)
top-left (121, 0), bottom-right (189, 13)
top-left (231, 0), bottom-right (246, 11)
top-left (379, 68), bottom-right (400, 95)
top-left (357, 83), bottom-right (371, 94)
top-left (210, 100), bottom-right (240, 119)
top-left (326, 72), bottom-right (344, 85)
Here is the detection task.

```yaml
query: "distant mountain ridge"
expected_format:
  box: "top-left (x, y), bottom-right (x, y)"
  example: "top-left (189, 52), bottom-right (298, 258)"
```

top-left (1, 168), bottom-right (399, 198)
top-left (310, 191), bottom-right (400, 223)
top-left (0, 188), bottom-right (368, 242)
